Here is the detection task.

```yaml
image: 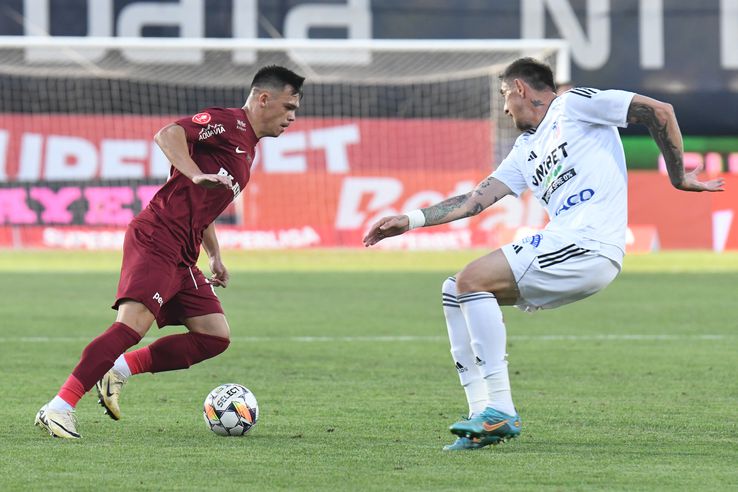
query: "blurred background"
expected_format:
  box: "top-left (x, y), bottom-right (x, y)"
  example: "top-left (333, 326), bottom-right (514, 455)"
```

top-left (0, 0), bottom-right (736, 252)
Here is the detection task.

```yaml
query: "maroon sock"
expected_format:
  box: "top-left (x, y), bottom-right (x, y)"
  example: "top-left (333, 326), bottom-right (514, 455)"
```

top-left (57, 374), bottom-right (85, 408)
top-left (124, 346), bottom-right (153, 375)
top-left (148, 332), bottom-right (230, 373)
top-left (60, 322), bottom-right (142, 406)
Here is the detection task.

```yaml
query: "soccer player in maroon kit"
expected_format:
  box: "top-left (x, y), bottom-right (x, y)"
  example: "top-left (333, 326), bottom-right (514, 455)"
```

top-left (35, 65), bottom-right (305, 439)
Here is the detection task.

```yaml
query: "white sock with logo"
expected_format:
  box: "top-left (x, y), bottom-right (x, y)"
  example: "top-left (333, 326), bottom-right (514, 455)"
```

top-left (112, 354), bottom-right (132, 378)
top-left (442, 277), bottom-right (486, 417)
top-left (457, 291), bottom-right (516, 416)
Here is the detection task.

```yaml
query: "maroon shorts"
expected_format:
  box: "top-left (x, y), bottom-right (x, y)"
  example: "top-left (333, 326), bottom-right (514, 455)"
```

top-left (113, 225), bottom-right (224, 328)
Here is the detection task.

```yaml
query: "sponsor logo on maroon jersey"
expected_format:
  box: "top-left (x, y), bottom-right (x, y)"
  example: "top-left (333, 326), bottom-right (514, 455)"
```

top-left (198, 123), bottom-right (225, 141)
top-left (192, 112), bottom-right (212, 125)
top-left (237, 119), bottom-right (248, 131)
top-left (217, 167), bottom-right (241, 198)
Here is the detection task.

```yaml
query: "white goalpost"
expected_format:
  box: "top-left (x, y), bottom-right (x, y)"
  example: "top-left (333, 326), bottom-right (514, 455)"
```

top-left (0, 37), bottom-right (569, 249)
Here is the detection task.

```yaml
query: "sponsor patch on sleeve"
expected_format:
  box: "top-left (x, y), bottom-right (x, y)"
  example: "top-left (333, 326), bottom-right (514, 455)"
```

top-left (192, 112), bottom-right (212, 125)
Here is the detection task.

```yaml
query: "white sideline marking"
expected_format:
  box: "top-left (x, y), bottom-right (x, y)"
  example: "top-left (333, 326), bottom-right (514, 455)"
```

top-left (0, 334), bottom-right (732, 343)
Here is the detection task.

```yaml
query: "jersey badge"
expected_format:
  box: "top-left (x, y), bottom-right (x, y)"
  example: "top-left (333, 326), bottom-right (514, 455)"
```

top-left (192, 112), bottom-right (212, 125)
top-left (522, 234), bottom-right (542, 248)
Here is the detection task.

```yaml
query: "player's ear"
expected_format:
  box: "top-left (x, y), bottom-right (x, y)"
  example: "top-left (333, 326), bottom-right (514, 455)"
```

top-left (514, 78), bottom-right (526, 97)
top-left (258, 91), bottom-right (270, 107)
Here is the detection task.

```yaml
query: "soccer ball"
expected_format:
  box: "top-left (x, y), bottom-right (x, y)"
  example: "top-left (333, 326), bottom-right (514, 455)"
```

top-left (203, 383), bottom-right (259, 436)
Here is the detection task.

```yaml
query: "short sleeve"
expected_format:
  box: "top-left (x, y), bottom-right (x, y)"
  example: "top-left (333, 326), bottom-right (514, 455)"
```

top-left (175, 107), bottom-right (231, 145)
top-left (491, 142), bottom-right (528, 197)
top-left (563, 88), bottom-right (636, 128)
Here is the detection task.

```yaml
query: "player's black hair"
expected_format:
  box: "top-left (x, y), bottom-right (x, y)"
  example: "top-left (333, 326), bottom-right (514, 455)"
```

top-left (250, 65), bottom-right (305, 97)
top-left (500, 58), bottom-right (556, 91)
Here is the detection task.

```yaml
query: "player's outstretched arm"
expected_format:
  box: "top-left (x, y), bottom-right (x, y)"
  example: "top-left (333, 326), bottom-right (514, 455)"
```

top-left (202, 223), bottom-right (229, 288)
top-left (627, 95), bottom-right (724, 192)
top-left (154, 123), bottom-right (233, 189)
top-left (363, 176), bottom-right (512, 246)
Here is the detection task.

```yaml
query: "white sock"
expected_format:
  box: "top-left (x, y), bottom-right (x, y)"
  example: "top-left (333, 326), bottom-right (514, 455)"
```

top-left (463, 379), bottom-right (488, 417)
top-left (458, 291), bottom-right (516, 416)
top-left (48, 395), bottom-right (73, 412)
top-left (112, 354), bottom-right (132, 378)
top-left (484, 367), bottom-right (516, 415)
top-left (442, 277), bottom-right (486, 417)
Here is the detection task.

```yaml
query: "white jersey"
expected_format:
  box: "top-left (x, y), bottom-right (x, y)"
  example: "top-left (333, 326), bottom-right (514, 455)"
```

top-left (492, 88), bottom-right (636, 265)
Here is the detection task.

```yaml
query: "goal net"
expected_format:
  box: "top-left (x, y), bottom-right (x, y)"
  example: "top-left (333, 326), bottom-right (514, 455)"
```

top-left (0, 37), bottom-right (569, 249)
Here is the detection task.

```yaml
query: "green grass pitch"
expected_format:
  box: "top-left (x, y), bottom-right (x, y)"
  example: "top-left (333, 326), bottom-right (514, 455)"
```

top-left (1, 250), bottom-right (736, 491)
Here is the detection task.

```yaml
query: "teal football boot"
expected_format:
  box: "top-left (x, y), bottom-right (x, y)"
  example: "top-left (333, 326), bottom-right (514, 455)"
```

top-left (449, 407), bottom-right (521, 443)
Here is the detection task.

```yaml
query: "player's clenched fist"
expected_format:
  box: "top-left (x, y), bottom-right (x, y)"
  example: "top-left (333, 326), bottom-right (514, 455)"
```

top-left (363, 214), bottom-right (410, 246)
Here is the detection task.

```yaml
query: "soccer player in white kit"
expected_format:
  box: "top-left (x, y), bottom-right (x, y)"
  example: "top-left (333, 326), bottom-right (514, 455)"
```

top-left (362, 58), bottom-right (724, 450)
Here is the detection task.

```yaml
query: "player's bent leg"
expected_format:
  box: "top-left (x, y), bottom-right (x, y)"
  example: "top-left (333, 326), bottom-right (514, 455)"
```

top-left (37, 304), bottom-right (151, 436)
top-left (91, 301), bottom-right (155, 421)
top-left (178, 313), bottom-right (231, 366)
top-left (126, 314), bottom-right (230, 376)
top-left (442, 276), bottom-right (486, 416)
top-left (454, 249), bottom-right (520, 436)
top-left (95, 313), bottom-right (230, 421)
top-left (441, 276), bottom-right (495, 450)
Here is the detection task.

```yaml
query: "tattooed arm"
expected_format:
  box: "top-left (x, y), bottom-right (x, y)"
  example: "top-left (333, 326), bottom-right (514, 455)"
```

top-left (422, 176), bottom-right (512, 226)
top-left (627, 95), bottom-right (723, 192)
top-left (362, 176), bottom-right (513, 246)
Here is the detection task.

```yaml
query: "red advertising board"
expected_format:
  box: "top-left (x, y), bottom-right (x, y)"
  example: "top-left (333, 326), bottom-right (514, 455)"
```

top-left (1, 114), bottom-right (737, 251)
top-left (628, 172), bottom-right (738, 251)
top-left (0, 114), bottom-right (491, 182)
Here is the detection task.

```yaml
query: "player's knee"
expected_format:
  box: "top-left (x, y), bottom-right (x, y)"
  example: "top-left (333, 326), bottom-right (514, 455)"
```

top-left (457, 266), bottom-right (515, 298)
top-left (186, 313), bottom-right (230, 339)
top-left (207, 334), bottom-right (230, 357)
top-left (441, 276), bottom-right (458, 297)
top-left (191, 332), bottom-right (230, 360)
top-left (455, 269), bottom-right (485, 294)
top-left (115, 300), bottom-right (154, 336)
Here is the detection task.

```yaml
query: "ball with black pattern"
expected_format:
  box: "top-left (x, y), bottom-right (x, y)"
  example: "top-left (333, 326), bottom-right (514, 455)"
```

top-left (203, 383), bottom-right (259, 436)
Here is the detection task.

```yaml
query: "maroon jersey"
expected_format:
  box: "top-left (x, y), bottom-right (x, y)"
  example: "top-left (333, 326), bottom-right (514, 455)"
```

top-left (134, 107), bottom-right (258, 266)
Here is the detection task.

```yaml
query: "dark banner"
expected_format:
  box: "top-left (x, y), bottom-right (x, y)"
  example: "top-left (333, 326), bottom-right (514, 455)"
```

top-left (0, 0), bottom-right (736, 134)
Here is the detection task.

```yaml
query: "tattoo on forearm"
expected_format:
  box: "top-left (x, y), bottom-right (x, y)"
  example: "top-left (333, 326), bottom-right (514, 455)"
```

top-left (628, 102), bottom-right (683, 184)
top-left (421, 182), bottom-right (504, 225)
top-left (422, 192), bottom-right (474, 226)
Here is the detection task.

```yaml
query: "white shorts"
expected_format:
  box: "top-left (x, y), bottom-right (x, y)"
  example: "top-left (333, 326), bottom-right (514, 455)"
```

top-left (501, 231), bottom-right (621, 312)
